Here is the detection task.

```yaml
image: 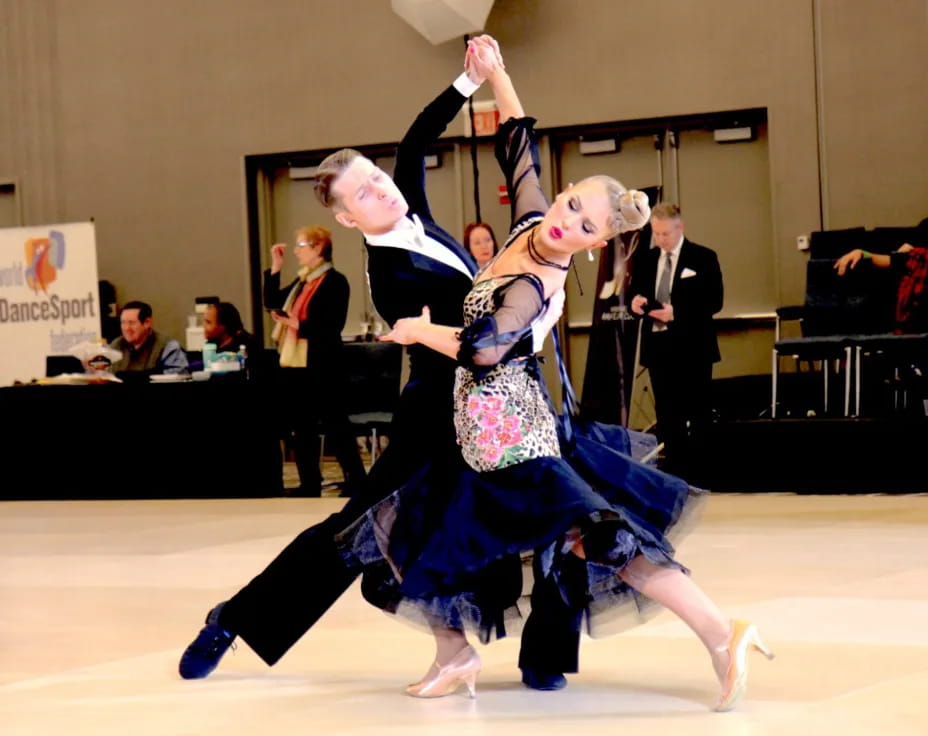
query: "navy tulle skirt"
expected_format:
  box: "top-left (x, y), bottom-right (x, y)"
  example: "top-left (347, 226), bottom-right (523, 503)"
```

top-left (336, 424), bottom-right (705, 643)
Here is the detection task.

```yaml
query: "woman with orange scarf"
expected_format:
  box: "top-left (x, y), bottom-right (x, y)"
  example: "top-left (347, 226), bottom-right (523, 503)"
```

top-left (265, 225), bottom-right (366, 497)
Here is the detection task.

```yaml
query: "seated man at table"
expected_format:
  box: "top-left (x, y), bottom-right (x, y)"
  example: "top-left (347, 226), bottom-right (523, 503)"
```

top-left (109, 300), bottom-right (188, 376)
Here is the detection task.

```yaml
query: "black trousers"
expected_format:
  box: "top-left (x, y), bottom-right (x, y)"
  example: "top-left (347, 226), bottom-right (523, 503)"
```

top-left (218, 374), bottom-right (583, 673)
top-left (646, 341), bottom-right (714, 480)
top-left (518, 553), bottom-right (585, 675)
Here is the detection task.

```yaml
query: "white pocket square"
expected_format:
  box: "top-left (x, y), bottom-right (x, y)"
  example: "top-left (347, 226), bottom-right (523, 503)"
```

top-left (680, 268), bottom-right (697, 279)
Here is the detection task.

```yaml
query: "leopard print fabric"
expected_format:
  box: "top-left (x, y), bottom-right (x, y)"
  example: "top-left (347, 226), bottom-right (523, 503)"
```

top-left (454, 276), bottom-right (561, 472)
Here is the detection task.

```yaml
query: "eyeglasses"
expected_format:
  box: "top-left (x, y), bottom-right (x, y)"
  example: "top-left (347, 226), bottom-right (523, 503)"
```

top-left (295, 241), bottom-right (315, 248)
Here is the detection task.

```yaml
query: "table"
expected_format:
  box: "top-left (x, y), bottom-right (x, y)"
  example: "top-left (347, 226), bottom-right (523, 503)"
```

top-left (0, 377), bottom-right (284, 500)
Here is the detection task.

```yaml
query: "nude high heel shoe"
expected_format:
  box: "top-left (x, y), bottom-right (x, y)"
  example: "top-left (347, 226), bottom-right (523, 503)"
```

top-left (405, 645), bottom-right (481, 699)
top-left (713, 619), bottom-right (775, 712)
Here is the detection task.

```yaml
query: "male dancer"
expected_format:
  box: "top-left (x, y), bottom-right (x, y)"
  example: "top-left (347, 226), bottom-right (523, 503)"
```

top-left (179, 38), bottom-right (579, 691)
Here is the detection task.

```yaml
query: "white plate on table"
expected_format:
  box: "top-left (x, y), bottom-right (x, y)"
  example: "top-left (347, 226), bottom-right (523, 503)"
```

top-left (149, 373), bottom-right (191, 383)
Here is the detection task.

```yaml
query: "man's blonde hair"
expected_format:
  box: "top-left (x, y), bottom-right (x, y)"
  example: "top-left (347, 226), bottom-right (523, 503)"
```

top-left (651, 202), bottom-right (682, 221)
top-left (314, 149), bottom-right (364, 211)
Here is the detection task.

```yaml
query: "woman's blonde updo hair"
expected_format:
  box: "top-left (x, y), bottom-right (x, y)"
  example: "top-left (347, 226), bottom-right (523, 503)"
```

top-left (581, 175), bottom-right (651, 238)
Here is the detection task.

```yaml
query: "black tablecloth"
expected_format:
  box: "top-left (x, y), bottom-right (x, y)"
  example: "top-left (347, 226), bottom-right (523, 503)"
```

top-left (0, 378), bottom-right (283, 500)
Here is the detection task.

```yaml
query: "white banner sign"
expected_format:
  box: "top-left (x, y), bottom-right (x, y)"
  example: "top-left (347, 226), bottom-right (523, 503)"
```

top-left (0, 222), bottom-right (100, 386)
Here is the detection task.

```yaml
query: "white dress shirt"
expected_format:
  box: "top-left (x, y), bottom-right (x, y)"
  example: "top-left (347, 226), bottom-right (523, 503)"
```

top-left (363, 214), bottom-right (474, 280)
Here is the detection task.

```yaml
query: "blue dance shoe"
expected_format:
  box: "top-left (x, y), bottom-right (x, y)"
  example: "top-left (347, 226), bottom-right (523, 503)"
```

top-left (521, 668), bottom-right (567, 691)
top-left (178, 602), bottom-right (236, 679)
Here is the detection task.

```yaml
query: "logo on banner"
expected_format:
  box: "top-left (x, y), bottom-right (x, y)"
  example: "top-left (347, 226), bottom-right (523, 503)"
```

top-left (0, 221), bottom-right (99, 385)
top-left (25, 231), bottom-right (66, 294)
top-left (0, 228), bottom-right (94, 331)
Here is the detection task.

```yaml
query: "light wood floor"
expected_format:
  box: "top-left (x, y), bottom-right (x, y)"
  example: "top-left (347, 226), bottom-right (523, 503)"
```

top-left (2, 493), bottom-right (927, 735)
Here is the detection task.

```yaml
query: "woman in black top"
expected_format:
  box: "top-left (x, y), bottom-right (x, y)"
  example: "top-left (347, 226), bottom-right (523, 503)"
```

top-left (264, 225), bottom-right (366, 497)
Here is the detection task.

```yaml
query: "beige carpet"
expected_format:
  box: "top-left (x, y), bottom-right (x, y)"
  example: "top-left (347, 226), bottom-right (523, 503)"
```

top-left (2, 493), bottom-right (927, 735)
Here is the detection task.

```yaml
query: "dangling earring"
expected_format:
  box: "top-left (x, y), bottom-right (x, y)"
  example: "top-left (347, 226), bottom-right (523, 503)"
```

top-left (586, 248), bottom-right (595, 262)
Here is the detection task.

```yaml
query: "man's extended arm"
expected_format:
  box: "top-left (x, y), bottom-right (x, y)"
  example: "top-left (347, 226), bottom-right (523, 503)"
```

top-left (392, 73), bottom-right (481, 222)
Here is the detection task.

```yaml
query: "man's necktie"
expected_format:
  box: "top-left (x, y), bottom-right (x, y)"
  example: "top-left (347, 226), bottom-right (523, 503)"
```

top-left (656, 251), bottom-right (673, 304)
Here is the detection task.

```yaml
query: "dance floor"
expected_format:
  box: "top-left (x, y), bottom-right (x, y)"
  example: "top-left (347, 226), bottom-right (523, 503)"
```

top-left (2, 493), bottom-right (927, 735)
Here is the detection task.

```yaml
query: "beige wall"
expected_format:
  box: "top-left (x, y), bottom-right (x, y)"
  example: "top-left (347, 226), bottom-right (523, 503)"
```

top-left (1, 0), bottom-right (926, 369)
top-left (816, 0), bottom-right (928, 229)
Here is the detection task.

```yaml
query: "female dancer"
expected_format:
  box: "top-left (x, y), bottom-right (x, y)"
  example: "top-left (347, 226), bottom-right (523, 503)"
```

top-left (338, 37), bottom-right (772, 712)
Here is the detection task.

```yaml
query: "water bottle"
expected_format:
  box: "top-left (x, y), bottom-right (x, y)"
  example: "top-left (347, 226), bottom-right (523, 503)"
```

top-left (238, 344), bottom-right (249, 379)
top-left (202, 342), bottom-right (217, 372)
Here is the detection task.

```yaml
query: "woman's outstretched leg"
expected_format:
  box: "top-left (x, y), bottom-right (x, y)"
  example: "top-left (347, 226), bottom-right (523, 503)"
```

top-left (618, 555), bottom-right (773, 711)
top-left (619, 556), bottom-right (730, 662)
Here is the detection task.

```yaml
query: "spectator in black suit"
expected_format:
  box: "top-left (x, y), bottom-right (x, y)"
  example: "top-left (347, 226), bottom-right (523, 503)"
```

top-left (631, 203), bottom-right (724, 478)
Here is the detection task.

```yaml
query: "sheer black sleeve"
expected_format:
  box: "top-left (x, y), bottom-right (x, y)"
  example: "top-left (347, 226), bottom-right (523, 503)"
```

top-left (458, 275), bottom-right (545, 368)
top-left (494, 117), bottom-right (549, 231)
